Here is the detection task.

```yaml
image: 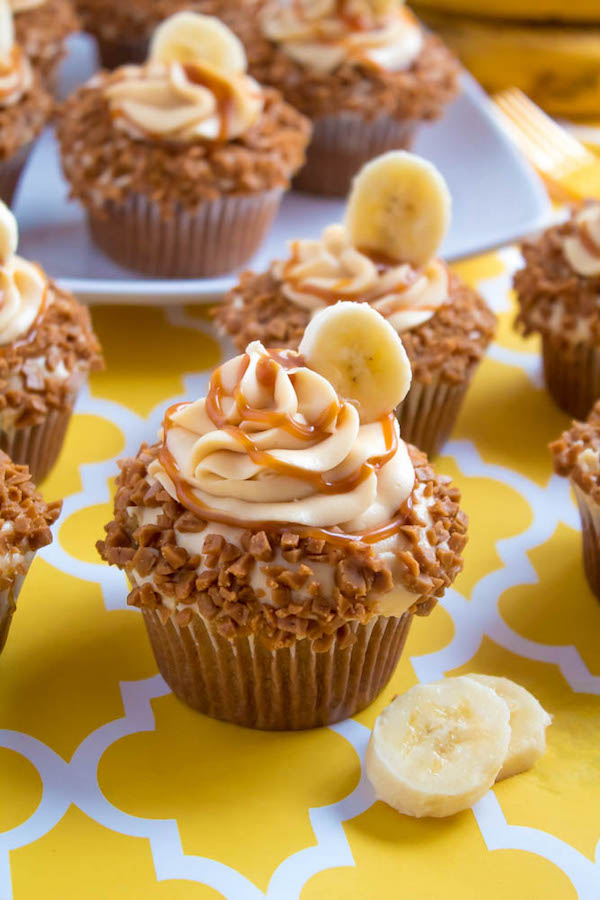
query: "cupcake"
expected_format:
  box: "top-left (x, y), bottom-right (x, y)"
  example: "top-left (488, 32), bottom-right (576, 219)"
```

top-left (0, 201), bottom-right (103, 482)
top-left (57, 11), bottom-right (311, 278)
top-left (12, 0), bottom-right (79, 89)
top-left (217, 151), bottom-right (496, 457)
top-left (241, 0), bottom-right (460, 196)
top-left (514, 203), bottom-right (600, 421)
top-left (98, 301), bottom-right (467, 730)
top-left (0, 450), bottom-right (61, 652)
top-left (0, 0), bottom-right (52, 205)
top-left (550, 400), bottom-right (600, 599)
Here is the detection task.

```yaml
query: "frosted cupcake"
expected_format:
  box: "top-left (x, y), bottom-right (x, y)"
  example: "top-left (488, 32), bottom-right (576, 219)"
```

top-left (242, 0), bottom-right (459, 195)
top-left (0, 0), bottom-right (52, 204)
top-left (98, 302), bottom-right (467, 730)
top-left (514, 203), bottom-right (600, 420)
top-left (0, 449), bottom-right (61, 652)
top-left (217, 151), bottom-right (496, 456)
top-left (0, 201), bottom-right (103, 481)
top-left (57, 11), bottom-right (310, 278)
top-left (551, 400), bottom-right (600, 598)
top-left (12, 0), bottom-right (79, 88)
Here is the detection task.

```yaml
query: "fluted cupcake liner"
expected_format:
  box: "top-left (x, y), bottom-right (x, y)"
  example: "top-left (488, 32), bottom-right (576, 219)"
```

top-left (574, 483), bottom-right (600, 599)
top-left (293, 113), bottom-right (417, 197)
top-left (0, 571), bottom-right (30, 654)
top-left (142, 607), bottom-right (413, 730)
top-left (0, 142), bottom-right (32, 207)
top-left (88, 189), bottom-right (284, 278)
top-left (396, 377), bottom-right (470, 457)
top-left (95, 35), bottom-right (149, 69)
top-left (0, 406), bottom-right (74, 483)
top-left (542, 337), bottom-right (600, 421)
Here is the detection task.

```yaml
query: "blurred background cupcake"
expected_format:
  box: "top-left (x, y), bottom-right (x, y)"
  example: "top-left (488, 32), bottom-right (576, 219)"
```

top-left (217, 151), bottom-right (496, 456)
top-left (0, 450), bottom-right (61, 652)
top-left (12, 0), bottom-right (79, 91)
top-left (98, 303), bottom-right (467, 730)
top-left (0, 0), bottom-right (52, 205)
top-left (240, 0), bottom-right (459, 196)
top-left (57, 11), bottom-right (310, 277)
top-left (0, 201), bottom-right (103, 482)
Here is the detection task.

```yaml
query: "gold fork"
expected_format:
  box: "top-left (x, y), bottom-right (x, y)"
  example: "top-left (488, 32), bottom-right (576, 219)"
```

top-left (492, 87), bottom-right (600, 202)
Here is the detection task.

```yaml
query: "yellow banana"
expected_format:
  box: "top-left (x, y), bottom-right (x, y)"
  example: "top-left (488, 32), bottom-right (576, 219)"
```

top-left (413, 0), bottom-right (600, 21)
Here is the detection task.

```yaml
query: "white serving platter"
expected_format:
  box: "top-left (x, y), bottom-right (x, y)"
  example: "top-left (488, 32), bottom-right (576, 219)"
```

top-left (14, 33), bottom-right (552, 305)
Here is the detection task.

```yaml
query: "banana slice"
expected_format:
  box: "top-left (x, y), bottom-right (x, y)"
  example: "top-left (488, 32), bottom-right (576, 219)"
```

top-left (0, 0), bottom-right (14, 60)
top-left (0, 200), bottom-right (17, 264)
top-left (366, 677), bottom-right (510, 818)
top-left (344, 151), bottom-right (451, 267)
top-left (149, 11), bottom-right (247, 73)
top-left (298, 301), bottom-right (411, 423)
top-left (466, 675), bottom-right (552, 781)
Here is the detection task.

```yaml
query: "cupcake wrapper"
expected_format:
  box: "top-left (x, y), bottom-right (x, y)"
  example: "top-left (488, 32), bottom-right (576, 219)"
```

top-left (0, 405), bottom-right (74, 483)
top-left (0, 571), bottom-right (30, 654)
top-left (88, 189), bottom-right (284, 278)
top-left (574, 483), bottom-right (600, 599)
top-left (0, 142), bottom-right (32, 207)
top-left (293, 113), bottom-right (417, 197)
top-left (142, 607), bottom-right (413, 730)
top-left (542, 337), bottom-right (600, 421)
top-left (396, 377), bottom-right (470, 457)
top-left (95, 35), bottom-right (149, 69)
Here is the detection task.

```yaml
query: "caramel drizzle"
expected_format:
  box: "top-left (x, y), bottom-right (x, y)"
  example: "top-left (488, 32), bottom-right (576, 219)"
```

top-left (579, 220), bottom-right (600, 260)
top-left (156, 349), bottom-right (409, 544)
top-left (0, 271), bottom-right (48, 355)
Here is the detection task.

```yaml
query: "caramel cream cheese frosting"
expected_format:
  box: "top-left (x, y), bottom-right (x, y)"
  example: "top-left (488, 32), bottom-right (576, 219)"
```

top-left (261, 0), bottom-right (423, 74)
top-left (562, 203), bottom-right (600, 278)
top-left (104, 12), bottom-right (264, 143)
top-left (0, 202), bottom-right (46, 345)
top-left (9, 0), bottom-right (44, 11)
top-left (0, 0), bottom-right (32, 107)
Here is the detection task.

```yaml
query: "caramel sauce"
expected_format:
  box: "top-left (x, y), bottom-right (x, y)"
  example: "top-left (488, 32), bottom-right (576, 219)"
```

top-left (579, 221), bottom-right (600, 260)
top-left (0, 273), bottom-right (48, 355)
top-left (156, 348), bottom-right (409, 543)
top-left (182, 63), bottom-right (236, 142)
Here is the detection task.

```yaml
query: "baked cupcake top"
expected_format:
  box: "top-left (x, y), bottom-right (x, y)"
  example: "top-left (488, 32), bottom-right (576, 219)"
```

top-left (550, 399), bottom-right (600, 502)
top-left (0, 201), bottom-right (103, 429)
top-left (242, 0), bottom-right (459, 121)
top-left (57, 11), bottom-right (311, 212)
top-left (0, 449), bottom-right (61, 588)
top-left (515, 203), bottom-right (600, 346)
top-left (98, 302), bottom-right (467, 651)
top-left (0, 0), bottom-right (52, 159)
top-left (217, 151), bottom-right (496, 385)
top-left (12, 0), bottom-right (79, 80)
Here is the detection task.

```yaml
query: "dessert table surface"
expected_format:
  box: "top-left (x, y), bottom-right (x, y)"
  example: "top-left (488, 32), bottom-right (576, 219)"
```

top-left (1, 246), bottom-right (599, 900)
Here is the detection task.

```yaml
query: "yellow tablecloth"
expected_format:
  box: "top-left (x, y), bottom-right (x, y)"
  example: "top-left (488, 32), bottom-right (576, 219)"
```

top-left (1, 250), bottom-right (599, 899)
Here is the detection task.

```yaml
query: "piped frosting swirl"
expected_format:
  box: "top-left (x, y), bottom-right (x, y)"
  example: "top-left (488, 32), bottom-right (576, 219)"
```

top-left (562, 203), bottom-right (600, 278)
top-left (0, 201), bottom-right (47, 346)
top-left (0, 0), bottom-right (32, 107)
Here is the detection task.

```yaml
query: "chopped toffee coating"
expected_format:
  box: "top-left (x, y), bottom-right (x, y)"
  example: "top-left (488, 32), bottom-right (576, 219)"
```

top-left (0, 69), bottom-right (52, 160)
top-left (15, 0), bottom-right (80, 81)
top-left (216, 269), bottom-right (496, 385)
top-left (0, 281), bottom-right (103, 428)
top-left (57, 73), bottom-right (311, 215)
top-left (0, 449), bottom-right (61, 587)
top-left (240, 27), bottom-right (459, 122)
top-left (97, 442), bottom-right (468, 651)
top-left (550, 400), bottom-right (600, 503)
top-left (514, 215), bottom-right (600, 345)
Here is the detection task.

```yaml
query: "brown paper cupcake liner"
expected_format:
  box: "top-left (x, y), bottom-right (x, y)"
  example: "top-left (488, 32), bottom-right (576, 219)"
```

top-left (396, 376), bottom-right (470, 457)
top-left (542, 336), bottom-right (600, 421)
top-left (293, 113), bottom-right (417, 197)
top-left (0, 405), bottom-right (74, 483)
top-left (95, 35), bottom-right (149, 69)
top-left (88, 189), bottom-right (284, 278)
top-left (0, 570), bottom-right (30, 654)
top-left (142, 607), bottom-right (413, 730)
top-left (0, 142), bottom-right (32, 207)
top-left (573, 483), bottom-right (600, 599)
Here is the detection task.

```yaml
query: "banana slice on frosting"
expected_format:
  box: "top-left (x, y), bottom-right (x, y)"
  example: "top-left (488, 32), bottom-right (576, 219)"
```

top-left (298, 300), bottom-right (411, 423)
top-left (466, 674), bottom-right (552, 781)
top-left (366, 677), bottom-right (511, 818)
top-left (150, 11), bottom-right (247, 73)
top-left (0, 200), bottom-right (17, 265)
top-left (344, 150), bottom-right (451, 267)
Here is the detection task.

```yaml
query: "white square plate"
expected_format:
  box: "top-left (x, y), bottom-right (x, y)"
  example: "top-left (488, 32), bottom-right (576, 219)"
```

top-left (15, 34), bottom-right (552, 305)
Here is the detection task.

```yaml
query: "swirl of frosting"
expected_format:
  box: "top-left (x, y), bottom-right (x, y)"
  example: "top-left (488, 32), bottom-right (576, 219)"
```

top-left (273, 223), bottom-right (449, 333)
top-left (261, 0), bottom-right (423, 74)
top-left (0, 201), bottom-right (47, 345)
top-left (10, 0), bottom-right (44, 12)
top-left (148, 341), bottom-right (415, 530)
top-left (0, 0), bottom-right (31, 108)
top-left (562, 204), bottom-right (600, 277)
